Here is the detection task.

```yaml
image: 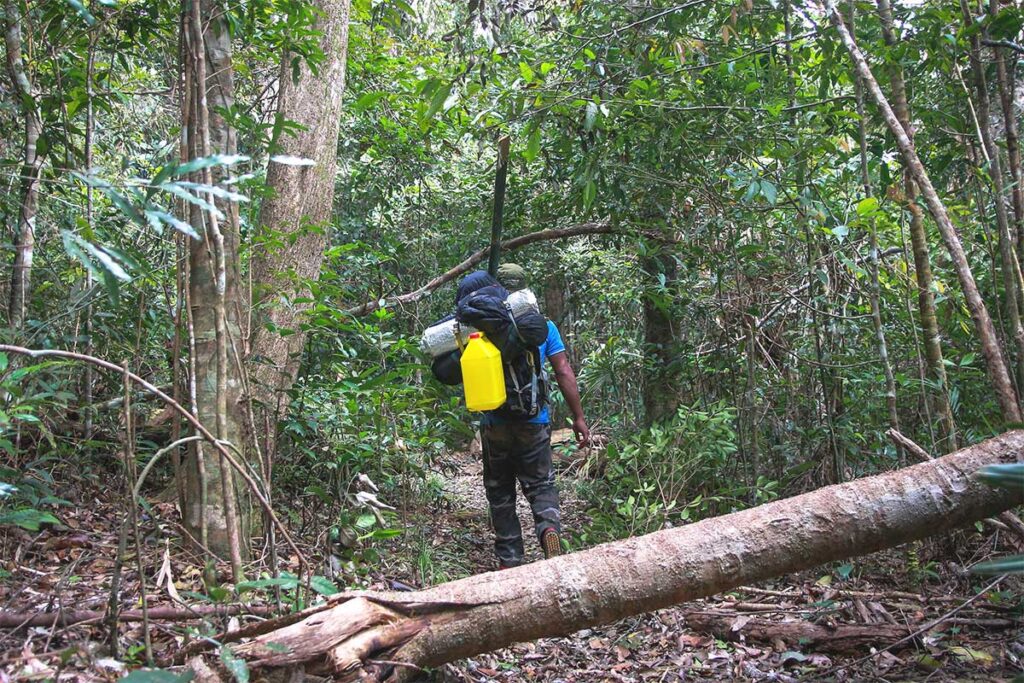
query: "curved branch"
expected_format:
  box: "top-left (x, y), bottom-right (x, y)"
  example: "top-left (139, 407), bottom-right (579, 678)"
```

top-left (0, 345), bottom-right (308, 572)
top-left (345, 221), bottom-right (670, 317)
top-left (982, 39), bottom-right (1024, 55)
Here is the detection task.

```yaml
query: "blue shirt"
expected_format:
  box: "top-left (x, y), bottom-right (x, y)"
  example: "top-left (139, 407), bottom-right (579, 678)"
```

top-left (482, 320), bottom-right (565, 425)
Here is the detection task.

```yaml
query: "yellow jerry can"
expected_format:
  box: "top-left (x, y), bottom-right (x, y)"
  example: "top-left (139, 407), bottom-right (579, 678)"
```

top-left (461, 332), bottom-right (506, 411)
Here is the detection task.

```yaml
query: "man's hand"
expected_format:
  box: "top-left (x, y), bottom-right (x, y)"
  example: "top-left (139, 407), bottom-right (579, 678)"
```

top-left (572, 416), bottom-right (591, 448)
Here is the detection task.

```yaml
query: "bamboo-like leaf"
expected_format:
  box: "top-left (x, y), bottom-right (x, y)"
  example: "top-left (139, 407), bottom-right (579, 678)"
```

top-left (175, 154), bottom-right (250, 175)
top-left (65, 0), bottom-right (96, 25)
top-left (158, 183), bottom-right (226, 220)
top-left (144, 210), bottom-right (201, 240)
top-left (174, 181), bottom-right (249, 203)
top-left (971, 554), bottom-right (1024, 575)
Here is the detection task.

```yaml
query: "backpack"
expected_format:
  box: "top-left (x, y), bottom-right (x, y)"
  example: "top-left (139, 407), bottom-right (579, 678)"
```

top-left (453, 287), bottom-right (550, 419)
top-left (493, 344), bottom-right (549, 420)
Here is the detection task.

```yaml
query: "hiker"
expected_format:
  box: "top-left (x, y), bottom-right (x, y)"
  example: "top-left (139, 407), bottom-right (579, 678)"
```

top-left (431, 267), bottom-right (590, 569)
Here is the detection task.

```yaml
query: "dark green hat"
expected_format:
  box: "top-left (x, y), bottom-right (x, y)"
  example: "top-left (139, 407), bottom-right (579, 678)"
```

top-left (497, 263), bottom-right (527, 291)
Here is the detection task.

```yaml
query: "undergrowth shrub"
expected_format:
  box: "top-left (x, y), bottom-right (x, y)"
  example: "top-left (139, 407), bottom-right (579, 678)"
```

top-left (579, 401), bottom-right (749, 544)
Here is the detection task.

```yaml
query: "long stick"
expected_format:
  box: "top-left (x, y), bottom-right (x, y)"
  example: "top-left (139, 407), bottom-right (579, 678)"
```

top-left (487, 136), bottom-right (510, 277)
top-left (346, 221), bottom-right (674, 316)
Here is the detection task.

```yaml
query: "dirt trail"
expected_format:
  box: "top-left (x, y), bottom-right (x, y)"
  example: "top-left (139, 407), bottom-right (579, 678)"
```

top-left (442, 428), bottom-right (581, 568)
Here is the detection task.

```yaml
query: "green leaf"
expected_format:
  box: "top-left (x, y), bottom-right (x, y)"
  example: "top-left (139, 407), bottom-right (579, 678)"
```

top-left (120, 670), bottom-right (194, 683)
top-left (948, 645), bottom-right (994, 664)
top-left (424, 81), bottom-right (452, 122)
top-left (856, 197), bottom-right (880, 217)
top-left (524, 126), bottom-right (541, 162)
top-left (743, 180), bottom-right (759, 203)
top-left (0, 508), bottom-right (60, 531)
top-left (352, 91), bottom-right (386, 113)
top-left (582, 180), bottom-right (596, 209)
top-left (309, 575), bottom-right (340, 596)
top-left (355, 514), bottom-right (376, 529)
top-left (262, 642), bottom-right (291, 654)
top-left (761, 181), bottom-right (777, 206)
top-left (236, 576), bottom-right (300, 592)
top-left (219, 645), bottom-right (249, 683)
top-left (519, 61), bottom-right (535, 83)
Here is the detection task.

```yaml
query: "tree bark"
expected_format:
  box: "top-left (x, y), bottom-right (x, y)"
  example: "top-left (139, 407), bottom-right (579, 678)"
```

top-left (875, 0), bottom-right (956, 449)
top-left (4, 0), bottom-right (43, 329)
top-left (183, 0), bottom-right (248, 564)
top-left (232, 430), bottom-right (1024, 681)
top-left (826, 0), bottom-right (1022, 424)
top-left (247, 0), bottom-right (351, 460)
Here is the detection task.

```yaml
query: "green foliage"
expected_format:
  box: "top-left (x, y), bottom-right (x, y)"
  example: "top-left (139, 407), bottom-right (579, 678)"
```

top-left (972, 463), bottom-right (1024, 575)
top-left (580, 402), bottom-right (741, 544)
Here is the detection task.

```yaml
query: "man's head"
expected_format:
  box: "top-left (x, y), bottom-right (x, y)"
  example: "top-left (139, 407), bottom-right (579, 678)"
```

top-left (497, 263), bottom-right (527, 292)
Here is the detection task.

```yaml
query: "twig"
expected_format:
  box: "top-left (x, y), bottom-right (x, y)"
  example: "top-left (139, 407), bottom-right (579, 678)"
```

top-left (134, 435), bottom-right (205, 501)
top-left (886, 428), bottom-right (931, 462)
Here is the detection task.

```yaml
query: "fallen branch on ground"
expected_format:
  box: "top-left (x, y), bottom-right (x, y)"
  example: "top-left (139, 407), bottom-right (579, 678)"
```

top-left (0, 604), bottom-right (276, 630)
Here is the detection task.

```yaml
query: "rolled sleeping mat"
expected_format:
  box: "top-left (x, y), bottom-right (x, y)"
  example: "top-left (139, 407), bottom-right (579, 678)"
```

top-left (420, 288), bottom-right (540, 357)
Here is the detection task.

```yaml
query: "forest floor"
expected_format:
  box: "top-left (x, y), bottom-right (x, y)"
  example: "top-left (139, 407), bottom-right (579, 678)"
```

top-left (0, 435), bottom-right (1022, 682)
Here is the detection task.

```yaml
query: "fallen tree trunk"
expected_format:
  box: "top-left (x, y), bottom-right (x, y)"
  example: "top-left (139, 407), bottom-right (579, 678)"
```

top-left (233, 430), bottom-right (1024, 681)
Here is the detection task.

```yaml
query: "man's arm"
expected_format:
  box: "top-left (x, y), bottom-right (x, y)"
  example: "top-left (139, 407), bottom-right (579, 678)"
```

top-left (549, 351), bottom-right (590, 447)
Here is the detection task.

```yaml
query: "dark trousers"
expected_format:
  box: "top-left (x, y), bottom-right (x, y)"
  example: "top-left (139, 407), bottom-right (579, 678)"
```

top-left (481, 422), bottom-right (560, 567)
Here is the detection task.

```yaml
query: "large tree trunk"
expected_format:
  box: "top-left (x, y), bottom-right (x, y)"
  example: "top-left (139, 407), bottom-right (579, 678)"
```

top-left (233, 430), bottom-right (1024, 681)
top-left (182, 0), bottom-right (248, 568)
top-left (247, 0), bottom-right (351, 461)
top-left (825, 0), bottom-right (1022, 424)
top-left (4, 0), bottom-right (43, 329)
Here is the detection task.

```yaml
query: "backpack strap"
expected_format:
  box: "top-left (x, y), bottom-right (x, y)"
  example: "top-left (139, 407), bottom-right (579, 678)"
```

top-left (504, 302), bottom-right (525, 345)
